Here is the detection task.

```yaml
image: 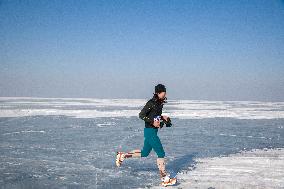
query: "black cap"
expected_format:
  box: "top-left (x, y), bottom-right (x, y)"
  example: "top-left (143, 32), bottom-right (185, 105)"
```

top-left (155, 84), bottom-right (166, 93)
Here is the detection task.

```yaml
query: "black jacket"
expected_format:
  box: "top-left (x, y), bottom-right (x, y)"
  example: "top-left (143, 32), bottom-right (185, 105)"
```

top-left (139, 95), bottom-right (165, 128)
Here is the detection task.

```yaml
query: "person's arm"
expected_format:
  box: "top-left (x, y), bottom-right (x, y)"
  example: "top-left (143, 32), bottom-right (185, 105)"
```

top-left (139, 100), bottom-right (154, 125)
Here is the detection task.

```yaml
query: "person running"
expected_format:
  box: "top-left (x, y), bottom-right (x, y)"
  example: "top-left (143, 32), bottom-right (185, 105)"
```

top-left (115, 84), bottom-right (176, 187)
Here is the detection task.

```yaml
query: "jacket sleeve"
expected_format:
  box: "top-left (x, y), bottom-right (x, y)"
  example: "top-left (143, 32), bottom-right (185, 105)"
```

top-left (139, 100), bottom-right (154, 124)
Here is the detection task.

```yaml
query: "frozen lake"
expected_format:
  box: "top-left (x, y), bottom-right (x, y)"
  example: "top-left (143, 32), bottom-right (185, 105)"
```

top-left (0, 97), bottom-right (283, 188)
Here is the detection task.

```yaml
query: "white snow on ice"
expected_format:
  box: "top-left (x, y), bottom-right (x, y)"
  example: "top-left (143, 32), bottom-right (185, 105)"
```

top-left (2, 130), bottom-right (46, 136)
top-left (151, 148), bottom-right (284, 189)
top-left (96, 122), bottom-right (116, 127)
top-left (0, 97), bottom-right (284, 119)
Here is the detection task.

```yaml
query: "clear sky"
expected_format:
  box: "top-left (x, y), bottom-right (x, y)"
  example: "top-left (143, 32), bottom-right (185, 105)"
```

top-left (0, 0), bottom-right (284, 101)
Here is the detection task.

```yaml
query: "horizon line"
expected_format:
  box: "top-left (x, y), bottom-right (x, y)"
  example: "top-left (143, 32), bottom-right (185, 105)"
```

top-left (0, 96), bottom-right (283, 103)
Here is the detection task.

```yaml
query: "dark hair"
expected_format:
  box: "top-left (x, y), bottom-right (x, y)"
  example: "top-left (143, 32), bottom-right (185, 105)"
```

top-left (155, 84), bottom-right (166, 93)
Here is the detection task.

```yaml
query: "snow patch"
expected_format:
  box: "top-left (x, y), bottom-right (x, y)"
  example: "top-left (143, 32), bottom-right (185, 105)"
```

top-left (0, 97), bottom-right (284, 119)
top-left (96, 122), bottom-right (116, 127)
top-left (2, 130), bottom-right (46, 136)
top-left (151, 148), bottom-right (284, 189)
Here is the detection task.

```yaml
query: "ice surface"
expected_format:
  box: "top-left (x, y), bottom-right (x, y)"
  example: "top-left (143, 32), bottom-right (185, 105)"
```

top-left (1, 97), bottom-right (284, 119)
top-left (0, 98), bottom-right (283, 188)
top-left (150, 148), bottom-right (284, 189)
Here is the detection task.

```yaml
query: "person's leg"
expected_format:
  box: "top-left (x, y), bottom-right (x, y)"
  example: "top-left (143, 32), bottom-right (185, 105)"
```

top-left (124, 134), bottom-right (153, 159)
top-left (139, 127), bottom-right (155, 157)
top-left (124, 149), bottom-right (141, 158)
top-left (121, 128), bottom-right (153, 161)
top-left (125, 140), bottom-right (152, 159)
top-left (141, 138), bottom-right (153, 157)
top-left (116, 149), bottom-right (141, 167)
top-left (151, 134), bottom-right (166, 158)
top-left (147, 133), bottom-right (168, 178)
top-left (157, 158), bottom-right (167, 178)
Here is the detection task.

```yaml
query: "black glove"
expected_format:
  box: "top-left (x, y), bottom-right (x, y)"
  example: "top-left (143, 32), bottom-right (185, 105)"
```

top-left (161, 117), bottom-right (172, 128)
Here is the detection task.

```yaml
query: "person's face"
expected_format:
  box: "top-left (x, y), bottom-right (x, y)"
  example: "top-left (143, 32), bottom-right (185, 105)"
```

top-left (157, 92), bottom-right (166, 99)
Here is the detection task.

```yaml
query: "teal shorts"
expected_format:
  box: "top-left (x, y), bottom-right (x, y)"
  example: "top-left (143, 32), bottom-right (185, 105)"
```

top-left (141, 128), bottom-right (165, 158)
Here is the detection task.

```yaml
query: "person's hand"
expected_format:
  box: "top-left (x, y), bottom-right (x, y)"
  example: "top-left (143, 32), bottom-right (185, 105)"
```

top-left (153, 120), bottom-right (160, 128)
top-left (162, 115), bottom-right (169, 122)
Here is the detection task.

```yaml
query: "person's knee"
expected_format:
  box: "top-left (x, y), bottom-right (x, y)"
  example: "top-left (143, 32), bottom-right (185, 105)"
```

top-left (141, 149), bottom-right (151, 157)
top-left (151, 137), bottom-right (165, 158)
top-left (157, 149), bottom-right (165, 158)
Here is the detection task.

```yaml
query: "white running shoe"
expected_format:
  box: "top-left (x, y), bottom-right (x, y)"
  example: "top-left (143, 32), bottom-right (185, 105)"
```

top-left (161, 175), bottom-right (177, 187)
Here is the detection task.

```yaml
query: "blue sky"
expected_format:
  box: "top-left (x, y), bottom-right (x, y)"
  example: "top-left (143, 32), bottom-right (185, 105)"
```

top-left (0, 0), bottom-right (284, 101)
